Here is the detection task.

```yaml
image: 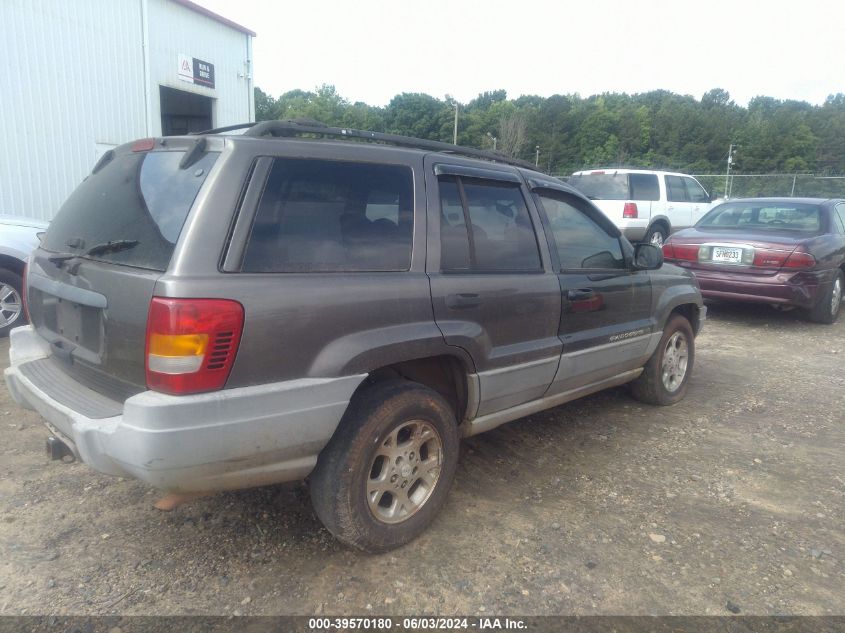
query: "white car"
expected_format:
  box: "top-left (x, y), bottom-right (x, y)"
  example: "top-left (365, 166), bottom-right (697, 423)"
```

top-left (0, 215), bottom-right (48, 336)
top-left (569, 169), bottom-right (713, 246)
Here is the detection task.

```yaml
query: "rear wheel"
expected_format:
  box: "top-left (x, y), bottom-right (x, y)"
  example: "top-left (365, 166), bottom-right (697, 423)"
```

top-left (630, 314), bottom-right (694, 406)
top-left (309, 380), bottom-right (460, 553)
top-left (645, 224), bottom-right (668, 247)
top-left (0, 268), bottom-right (25, 337)
top-left (807, 269), bottom-right (843, 324)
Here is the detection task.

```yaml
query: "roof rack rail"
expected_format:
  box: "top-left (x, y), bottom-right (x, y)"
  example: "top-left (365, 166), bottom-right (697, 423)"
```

top-left (196, 119), bottom-right (543, 173)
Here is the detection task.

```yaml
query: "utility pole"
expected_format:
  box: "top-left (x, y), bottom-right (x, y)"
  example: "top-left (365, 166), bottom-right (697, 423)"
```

top-left (535, 145), bottom-right (540, 166)
top-left (725, 144), bottom-right (736, 198)
top-left (452, 102), bottom-right (459, 145)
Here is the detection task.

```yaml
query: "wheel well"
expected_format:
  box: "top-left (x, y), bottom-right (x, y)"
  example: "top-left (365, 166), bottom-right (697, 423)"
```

top-left (649, 219), bottom-right (670, 235)
top-left (669, 303), bottom-right (701, 335)
top-left (360, 356), bottom-right (469, 425)
top-left (0, 255), bottom-right (25, 277)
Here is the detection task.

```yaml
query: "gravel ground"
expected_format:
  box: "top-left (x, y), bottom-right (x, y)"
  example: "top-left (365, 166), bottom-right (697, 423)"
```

top-left (0, 301), bottom-right (843, 616)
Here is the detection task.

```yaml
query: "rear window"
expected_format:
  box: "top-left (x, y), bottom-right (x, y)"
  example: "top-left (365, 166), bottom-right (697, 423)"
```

top-left (569, 172), bottom-right (659, 202)
top-left (43, 150), bottom-right (218, 271)
top-left (699, 202), bottom-right (823, 232)
top-left (241, 158), bottom-right (413, 273)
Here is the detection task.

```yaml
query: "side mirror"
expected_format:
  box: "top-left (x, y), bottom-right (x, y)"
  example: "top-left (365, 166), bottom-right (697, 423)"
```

top-left (633, 243), bottom-right (663, 270)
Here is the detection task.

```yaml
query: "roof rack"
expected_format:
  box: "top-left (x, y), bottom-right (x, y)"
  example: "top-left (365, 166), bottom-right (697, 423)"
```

top-left (196, 119), bottom-right (543, 173)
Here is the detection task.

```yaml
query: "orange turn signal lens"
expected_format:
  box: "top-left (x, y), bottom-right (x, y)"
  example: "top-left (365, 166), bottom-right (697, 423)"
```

top-left (148, 333), bottom-right (208, 357)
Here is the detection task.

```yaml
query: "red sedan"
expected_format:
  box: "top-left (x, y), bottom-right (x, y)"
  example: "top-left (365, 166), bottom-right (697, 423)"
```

top-left (662, 198), bottom-right (845, 323)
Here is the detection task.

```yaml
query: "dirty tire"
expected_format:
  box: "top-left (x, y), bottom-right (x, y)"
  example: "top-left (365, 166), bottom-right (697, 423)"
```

top-left (645, 224), bottom-right (668, 247)
top-left (309, 379), bottom-right (460, 553)
top-left (0, 268), bottom-right (26, 338)
top-left (806, 269), bottom-right (843, 324)
top-left (630, 314), bottom-right (694, 406)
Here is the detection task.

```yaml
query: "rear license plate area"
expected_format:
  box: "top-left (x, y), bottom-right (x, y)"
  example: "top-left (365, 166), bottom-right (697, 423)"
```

top-left (56, 298), bottom-right (84, 342)
top-left (712, 247), bottom-right (743, 263)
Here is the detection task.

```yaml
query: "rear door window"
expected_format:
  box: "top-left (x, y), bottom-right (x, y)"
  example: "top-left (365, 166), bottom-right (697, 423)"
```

top-left (665, 175), bottom-right (688, 202)
top-left (628, 173), bottom-right (660, 201)
top-left (242, 158), bottom-right (414, 272)
top-left (438, 177), bottom-right (541, 272)
top-left (42, 150), bottom-right (219, 271)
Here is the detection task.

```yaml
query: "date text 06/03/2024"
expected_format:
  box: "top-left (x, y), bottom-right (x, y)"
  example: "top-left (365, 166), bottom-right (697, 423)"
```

top-left (307, 617), bottom-right (527, 630)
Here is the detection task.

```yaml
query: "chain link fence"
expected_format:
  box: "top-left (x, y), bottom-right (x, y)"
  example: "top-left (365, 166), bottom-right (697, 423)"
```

top-left (694, 174), bottom-right (845, 200)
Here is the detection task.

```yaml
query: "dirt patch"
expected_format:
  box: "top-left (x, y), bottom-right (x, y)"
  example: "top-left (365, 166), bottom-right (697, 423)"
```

top-left (0, 302), bottom-right (843, 615)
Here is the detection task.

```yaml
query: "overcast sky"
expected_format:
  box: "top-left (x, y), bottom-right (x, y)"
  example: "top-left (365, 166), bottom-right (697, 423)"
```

top-left (200, 0), bottom-right (842, 107)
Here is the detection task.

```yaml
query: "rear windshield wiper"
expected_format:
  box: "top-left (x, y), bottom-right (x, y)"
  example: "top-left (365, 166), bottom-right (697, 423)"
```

top-left (84, 240), bottom-right (139, 257)
top-left (48, 240), bottom-right (140, 266)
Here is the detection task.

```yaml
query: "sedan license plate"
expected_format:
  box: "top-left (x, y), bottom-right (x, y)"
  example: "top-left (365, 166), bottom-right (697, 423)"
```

top-left (712, 247), bottom-right (742, 263)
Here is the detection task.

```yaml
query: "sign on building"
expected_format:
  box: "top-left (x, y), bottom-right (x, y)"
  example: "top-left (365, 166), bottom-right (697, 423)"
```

top-left (177, 53), bottom-right (215, 89)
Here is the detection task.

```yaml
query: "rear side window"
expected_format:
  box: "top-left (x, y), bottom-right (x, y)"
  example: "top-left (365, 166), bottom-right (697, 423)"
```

top-left (628, 173), bottom-right (660, 201)
top-left (43, 150), bottom-right (218, 271)
top-left (438, 177), bottom-right (541, 272)
top-left (665, 175), bottom-right (688, 202)
top-left (834, 204), bottom-right (845, 234)
top-left (242, 159), bottom-right (414, 272)
top-left (568, 173), bottom-right (629, 200)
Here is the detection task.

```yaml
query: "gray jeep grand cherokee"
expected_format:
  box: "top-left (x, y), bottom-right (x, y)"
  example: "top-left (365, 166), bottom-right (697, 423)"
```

top-left (5, 121), bottom-right (704, 552)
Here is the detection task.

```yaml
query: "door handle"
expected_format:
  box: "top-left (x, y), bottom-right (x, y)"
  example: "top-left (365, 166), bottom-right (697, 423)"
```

top-left (446, 293), bottom-right (481, 309)
top-left (566, 288), bottom-right (596, 301)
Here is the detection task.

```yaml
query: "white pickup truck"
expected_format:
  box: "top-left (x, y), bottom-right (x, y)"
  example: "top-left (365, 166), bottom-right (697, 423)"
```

top-left (569, 169), bottom-right (714, 246)
top-left (0, 215), bottom-right (48, 336)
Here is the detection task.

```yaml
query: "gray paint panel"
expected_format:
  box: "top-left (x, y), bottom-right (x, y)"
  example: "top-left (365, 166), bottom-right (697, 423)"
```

top-left (476, 355), bottom-right (560, 416)
top-left (28, 272), bottom-right (108, 308)
top-left (465, 368), bottom-right (643, 436)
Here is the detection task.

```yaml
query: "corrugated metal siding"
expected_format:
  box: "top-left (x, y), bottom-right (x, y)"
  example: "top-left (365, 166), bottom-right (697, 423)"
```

top-left (147, 0), bottom-right (253, 135)
top-left (0, 0), bottom-right (146, 220)
top-left (0, 0), bottom-right (254, 221)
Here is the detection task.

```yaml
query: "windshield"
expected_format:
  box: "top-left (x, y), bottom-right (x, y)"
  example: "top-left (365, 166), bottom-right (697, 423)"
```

top-left (42, 150), bottom-right (219, 271)
top-left (698, 202), bottom-right (823, 233)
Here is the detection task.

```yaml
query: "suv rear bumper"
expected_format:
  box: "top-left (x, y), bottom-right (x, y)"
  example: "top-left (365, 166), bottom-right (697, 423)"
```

top-left (4, 326), bottom-right (365, 492)
top-left (617, 219), bottom-right (648, 242)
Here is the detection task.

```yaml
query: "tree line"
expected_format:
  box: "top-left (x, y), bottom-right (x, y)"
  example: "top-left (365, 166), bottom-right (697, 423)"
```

top-left (255, 86), bottom-right (845, 182)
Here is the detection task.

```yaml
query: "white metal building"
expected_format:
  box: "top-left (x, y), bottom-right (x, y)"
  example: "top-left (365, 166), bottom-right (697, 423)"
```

top-left (0, 0), bottom-right (255, 221)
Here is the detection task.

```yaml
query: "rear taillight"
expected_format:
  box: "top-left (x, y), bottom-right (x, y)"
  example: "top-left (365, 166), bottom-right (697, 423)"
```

top-left (132, 138), bottom-right (156, 152)
top-left (783, 249), bottom-right (816, 270)
top-left (752, 249), bottom-right (789, 268)
top-left (145, 297), bottom-right (244, 395)
top-left (663, 243), bottom-right (698, 262)
top-left (751, 248), bottom-right (815, 270)
top-left (623, 202), bottom-right (638, 218)
top-left (22, 261), bottom-right (29, 322)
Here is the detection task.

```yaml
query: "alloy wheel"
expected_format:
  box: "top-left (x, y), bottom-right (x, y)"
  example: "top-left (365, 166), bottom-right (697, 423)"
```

top-left (366, 419), bottom-right (443, 524)
top-left (0, 283), bottom-right (22, 329)
top-left (661, 331), bottom-right (689, 393)
top-left (831, 277), bottom-right (843, 317)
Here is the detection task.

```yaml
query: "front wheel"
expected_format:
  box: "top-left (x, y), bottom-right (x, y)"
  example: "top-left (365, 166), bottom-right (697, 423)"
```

top-left (630, 314), bottom-right (695, 406)
top-left (806, 269), bottom-right (843, 324)
top-left (309, 380), bottom-right (460, 553)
